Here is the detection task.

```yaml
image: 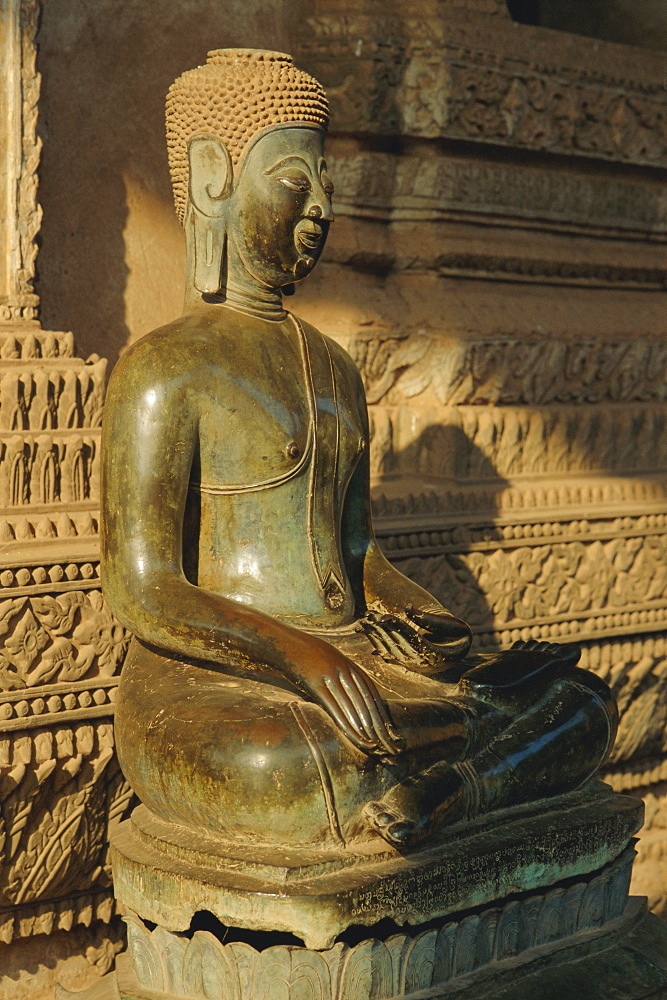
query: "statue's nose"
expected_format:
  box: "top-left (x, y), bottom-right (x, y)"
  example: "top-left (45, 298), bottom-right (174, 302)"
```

top-left (307, 201), bottom-right (334, 223)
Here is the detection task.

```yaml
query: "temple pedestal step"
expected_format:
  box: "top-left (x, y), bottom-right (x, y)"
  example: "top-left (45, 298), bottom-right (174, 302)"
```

top-left (57, 784), bottom-right (667, 999)
top-left (59, 899), bottom-right (667, 1000)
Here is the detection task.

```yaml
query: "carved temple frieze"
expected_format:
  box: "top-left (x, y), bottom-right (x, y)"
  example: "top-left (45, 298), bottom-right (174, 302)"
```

top-left (291, 0), bottom-right (667, 919)
top-left (347, 334), bottom-right (667, 407)
top-left (300, 3), bottom-right (667, 166)
top-left (325, 151), bottom-right (667, 237)
top-left (0, 0), bottom-right (130, 983)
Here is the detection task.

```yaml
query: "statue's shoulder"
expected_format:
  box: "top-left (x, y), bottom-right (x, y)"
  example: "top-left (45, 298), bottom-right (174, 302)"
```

top-left (109, 317), bottom-right (193, 384)
top-left (296, 316), bottom-right (363, 387)
top-left (107, 310), bottom-right (240, 399)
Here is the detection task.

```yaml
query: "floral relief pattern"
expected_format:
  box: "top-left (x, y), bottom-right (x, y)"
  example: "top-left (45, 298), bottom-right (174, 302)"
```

top-left (394, 535), bottom-right (667, 634)
top-left (0, 589), bottom-right (129, 691)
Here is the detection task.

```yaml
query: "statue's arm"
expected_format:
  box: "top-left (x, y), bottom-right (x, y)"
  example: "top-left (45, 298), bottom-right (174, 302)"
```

top-left (342, 375), bottom-right (472, 660)
top-left (101, 347), bottom-right (403, 757)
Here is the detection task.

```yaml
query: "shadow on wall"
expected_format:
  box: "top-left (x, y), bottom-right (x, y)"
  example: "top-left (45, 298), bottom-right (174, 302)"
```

top-left (373, 422), bottom-right (508, 646)
top-left (36, 0), bottom-right (306, 370)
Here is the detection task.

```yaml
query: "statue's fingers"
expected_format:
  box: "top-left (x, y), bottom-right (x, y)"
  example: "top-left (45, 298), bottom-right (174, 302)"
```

top-left (362, 622), bottom-right (393, 656)
top-left (385, 623), bottom-right (420, 658)
top-left (338, 673), bottom-right (379, 742)
top-left (324, 676), bottom-right (380, 748)
top-left (407, 609), bottom-right (473, 657)
top-left (349, 670), bottom-right (405, 755)
top-left (320, 682), bottom-right (380, 754)
top-left (513, 638), bottom-right (539, 650)
top-left (373, 625), bottom-right (411, 662)
top-left (365, 622), bottom-right (410, 662)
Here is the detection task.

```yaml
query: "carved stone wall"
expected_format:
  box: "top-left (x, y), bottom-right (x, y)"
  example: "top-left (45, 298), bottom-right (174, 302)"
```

top-left (294, 0), bottom-right (667, 916)
top-left (6, 2), bottom-right (663, 991)
top-left (0, 2), bottom-right (129, 996)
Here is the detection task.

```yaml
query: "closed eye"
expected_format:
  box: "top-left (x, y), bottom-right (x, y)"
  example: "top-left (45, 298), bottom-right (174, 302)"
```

top-left (275, 169), bottom-right (311, 194)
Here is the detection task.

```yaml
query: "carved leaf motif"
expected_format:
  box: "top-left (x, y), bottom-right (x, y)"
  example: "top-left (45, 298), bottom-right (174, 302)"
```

top-left (0, 591), bottom-right (128, 688)
top-left (402, 928), bottom-right (437, 994)
top-left (536, 889), bottom-right (565, 943)
top-left (339, 940), bottom-right (392, 1000)
top-left (37, 635), bottom-right (78, 682)
top-left (494, 901), bottom-right (521, 959)
top-left (0, 651), bottom-right (27, 691)
top-left (1, 750), bottom-right (114, 906)
top-left (226, 942), bottom-right (260, 999)
top-left (452, 914), bottom-right (480, 976)
top-left (72, 603), bottom-right (129, 676)
top-left (32, 592), bottom-right (85, 635)
top-left (252, 946), bottom-right (331, 1000)
top-left (432, 922), bottom-right (456, 985)
top-left (383, 935), bottom-right (410, 997)
top-left (183, 930), bottom-right (241, 999)
top-left (0, 597), bottom-right (27, 638)
top-left (151, 925), bottom-right (188, 995)
top-left (125, 912), bottom-right (167, 990)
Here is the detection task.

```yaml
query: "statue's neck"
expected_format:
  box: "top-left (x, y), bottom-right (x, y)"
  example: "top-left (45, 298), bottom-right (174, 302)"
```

top-left (184, 226), bottom-right (286, 322)
top-left (222, 273), bottom-right (286, 322)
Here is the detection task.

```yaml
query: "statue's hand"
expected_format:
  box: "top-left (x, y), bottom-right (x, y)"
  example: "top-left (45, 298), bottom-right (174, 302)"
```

top-left (288, 642), bottom-right (405, 758)
top-left (362, 608), bottom-right (472, 675)
top-left (405, 606), bottom-right (472, 659)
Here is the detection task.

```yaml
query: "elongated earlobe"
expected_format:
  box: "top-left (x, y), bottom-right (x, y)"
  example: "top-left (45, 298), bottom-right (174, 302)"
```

top-left (188, 205), bottom-right (227, 295)
top-left (187, 136), bottom-right (232, 295)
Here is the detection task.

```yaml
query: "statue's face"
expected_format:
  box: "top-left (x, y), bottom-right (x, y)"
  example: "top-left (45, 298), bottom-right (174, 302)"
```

top-left (229, 126), bottom-right (333, 288)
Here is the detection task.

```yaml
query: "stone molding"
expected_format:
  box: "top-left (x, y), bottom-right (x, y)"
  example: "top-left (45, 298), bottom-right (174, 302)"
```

top-left (327, 151), bottom-right (667, 238)
top-left (0, 0), bottom-right (40, 322)
top-left (0, 888), bottom-right (119, 947)
top-left (301, 6), bottom-right (667, 167)
top-left (121, 844), bottom-right (636, 1000)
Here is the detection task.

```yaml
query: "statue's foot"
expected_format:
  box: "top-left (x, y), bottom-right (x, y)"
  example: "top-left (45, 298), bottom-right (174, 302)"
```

top-left (459, 639), bottom-right (581, 711)
top-left (363, 760), bottom-right (470, 849)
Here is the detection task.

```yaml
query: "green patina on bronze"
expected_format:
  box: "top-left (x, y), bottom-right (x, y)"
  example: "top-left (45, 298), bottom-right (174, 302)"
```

top-left (101, 49), bottom-right (620, 859)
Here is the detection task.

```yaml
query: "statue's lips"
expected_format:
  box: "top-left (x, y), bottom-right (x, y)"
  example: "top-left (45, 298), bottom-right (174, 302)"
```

top-left (295, 221), bottom-right (325, 255)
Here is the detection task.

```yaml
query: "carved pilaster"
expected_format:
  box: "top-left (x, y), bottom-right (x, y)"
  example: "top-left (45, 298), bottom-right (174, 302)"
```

top-left (0, 0), bottom-right (129, 988)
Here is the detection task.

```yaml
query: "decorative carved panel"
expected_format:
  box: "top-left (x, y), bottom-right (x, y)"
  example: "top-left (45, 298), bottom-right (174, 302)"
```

top-left (0, 0), bottom-right (130, 984)
top-left (296, 0), bottom-right (667, 917)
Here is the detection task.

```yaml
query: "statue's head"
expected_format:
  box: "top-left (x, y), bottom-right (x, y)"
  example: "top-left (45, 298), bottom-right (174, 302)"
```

top-left (166, 50), bottom-right (332, 298)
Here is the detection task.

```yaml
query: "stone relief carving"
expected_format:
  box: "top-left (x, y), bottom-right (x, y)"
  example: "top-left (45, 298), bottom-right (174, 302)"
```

top-left (327, 152), bottom-right (667, 235)
top-left (391, 536), bottom-right (667, 635)
top-left (370, 402), bottom-right (667, 479)
top-left (301, 10), bottom-right (667, 166)
top-left (349, 334), bottom-right (667, 408)
top-left (0, 719), bottom-right (131, 946)
top-left (0, 589), bottom-right (128, 693)
top-left (299, 5), bottom-right (667, 909)
top-left (122, 845), bottom-right (633, 1000)
top-left (0, 0), bottom-right (130, 978)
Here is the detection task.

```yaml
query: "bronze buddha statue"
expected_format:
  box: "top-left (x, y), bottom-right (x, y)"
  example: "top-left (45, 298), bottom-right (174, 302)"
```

top-left (101, 49), bottom-right (617, 854)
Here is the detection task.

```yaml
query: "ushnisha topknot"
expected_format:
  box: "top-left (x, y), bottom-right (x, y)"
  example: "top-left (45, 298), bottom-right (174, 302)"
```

top-left (166, 48), bottom-right (329, 224)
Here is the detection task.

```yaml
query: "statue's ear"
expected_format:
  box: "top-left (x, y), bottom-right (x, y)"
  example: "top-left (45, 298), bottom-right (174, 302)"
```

top-left (188, 135), bottom-right (232, 217)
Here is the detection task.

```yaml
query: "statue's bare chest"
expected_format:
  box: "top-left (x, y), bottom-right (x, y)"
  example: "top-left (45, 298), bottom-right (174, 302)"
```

top-left (192, 324), bottom-right (364, 494)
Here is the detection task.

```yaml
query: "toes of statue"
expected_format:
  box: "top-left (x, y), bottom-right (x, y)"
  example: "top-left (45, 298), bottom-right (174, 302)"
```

top-left (364, 802), bottom-right (414, 845)
top-left (385, 820), bottom-right (417, 847)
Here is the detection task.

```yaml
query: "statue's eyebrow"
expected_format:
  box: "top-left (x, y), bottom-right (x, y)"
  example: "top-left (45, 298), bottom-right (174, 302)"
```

top-left (263, 155), bottom-right (312, 176)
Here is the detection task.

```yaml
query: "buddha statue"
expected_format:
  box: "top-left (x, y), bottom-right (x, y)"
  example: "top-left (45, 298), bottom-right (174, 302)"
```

top-left (101, 49), bottom-right (618, 855)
